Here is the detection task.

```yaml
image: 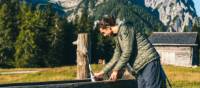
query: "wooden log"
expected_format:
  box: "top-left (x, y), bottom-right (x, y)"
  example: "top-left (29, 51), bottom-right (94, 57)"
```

top-left (74, 80), bottom-right (137, 88)
top-left (74, 33), bottom-right (91, 80)
top-left (0, 79), bottom-right (137, 88)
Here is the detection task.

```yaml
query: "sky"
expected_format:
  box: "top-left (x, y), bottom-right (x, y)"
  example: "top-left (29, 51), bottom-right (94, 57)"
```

top-left (193, 0), bottom-right (200, 17)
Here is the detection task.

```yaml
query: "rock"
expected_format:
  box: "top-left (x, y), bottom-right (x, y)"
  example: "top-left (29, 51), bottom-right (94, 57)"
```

top-left (144, 0), bottom-right (197, 32)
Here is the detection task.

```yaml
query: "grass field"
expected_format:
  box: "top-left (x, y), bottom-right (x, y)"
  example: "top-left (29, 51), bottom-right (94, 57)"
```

top-left (163, 65), bottom-right (200, 88)
top-left (0, 64), bottom-right (200, 88)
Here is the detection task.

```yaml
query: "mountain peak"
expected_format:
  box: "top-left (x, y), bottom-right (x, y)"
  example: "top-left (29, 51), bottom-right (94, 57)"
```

top-left (143, 0), bottom-right (197, 32)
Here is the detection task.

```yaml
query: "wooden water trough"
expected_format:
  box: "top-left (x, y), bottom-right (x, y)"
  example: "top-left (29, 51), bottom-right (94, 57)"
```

top-left (0, 79), bottom-right (137, 88)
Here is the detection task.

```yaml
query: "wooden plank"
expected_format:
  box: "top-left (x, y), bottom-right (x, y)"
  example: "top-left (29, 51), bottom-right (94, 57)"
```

top-left (0, 79), bottom-right (137, 88)
top-left (0, 79), bottom-right (90, 87)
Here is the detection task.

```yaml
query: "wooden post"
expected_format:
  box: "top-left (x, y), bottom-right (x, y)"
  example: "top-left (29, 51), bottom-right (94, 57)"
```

top-left (73, 33), bottom-right (91, 80)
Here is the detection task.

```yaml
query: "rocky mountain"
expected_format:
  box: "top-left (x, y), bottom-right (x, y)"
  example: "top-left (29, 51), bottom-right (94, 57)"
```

top-left (55, 0), bottom-right (197, 32)
top-left (143, 0), bottom-right (197, 32)
top-left (30, 0), bottom-right (197, 32)
top-left (49, 0), bottom-right (104, 21)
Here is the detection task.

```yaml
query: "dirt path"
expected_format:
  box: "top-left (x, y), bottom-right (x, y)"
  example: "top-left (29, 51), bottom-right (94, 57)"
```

top-left (0, 71), bottom-right (39, 75)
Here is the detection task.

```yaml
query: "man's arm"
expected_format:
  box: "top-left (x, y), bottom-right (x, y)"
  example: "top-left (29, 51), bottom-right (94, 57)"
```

top-left (102, 37), bottom-right (122, 74)
top-left (112, 28), bottom-right (134, 71)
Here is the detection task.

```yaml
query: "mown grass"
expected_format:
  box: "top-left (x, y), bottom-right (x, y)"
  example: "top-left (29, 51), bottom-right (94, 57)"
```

top-left (0, 64), bottom-right (200, 88)
top-left (0, 66), bottom-right (76, 84)
top-left (163, 65), bottom-right (200, 88)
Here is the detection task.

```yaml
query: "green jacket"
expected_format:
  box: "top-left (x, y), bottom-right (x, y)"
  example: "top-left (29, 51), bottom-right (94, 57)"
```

top-left (102, 22), bottom-right (160, 75)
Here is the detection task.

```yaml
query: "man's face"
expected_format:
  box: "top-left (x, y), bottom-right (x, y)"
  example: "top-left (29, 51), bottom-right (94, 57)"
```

top-left (99, 27), bottom-right (112, 37)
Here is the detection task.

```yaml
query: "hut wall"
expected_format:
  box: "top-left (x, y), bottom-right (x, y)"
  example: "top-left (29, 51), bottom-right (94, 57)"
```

top-left (154, 46), bottom-right (193, 67)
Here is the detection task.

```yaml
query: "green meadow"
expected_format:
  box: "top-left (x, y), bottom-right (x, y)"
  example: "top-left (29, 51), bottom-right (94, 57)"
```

top-left (0, 64), bottom-right (200, 88)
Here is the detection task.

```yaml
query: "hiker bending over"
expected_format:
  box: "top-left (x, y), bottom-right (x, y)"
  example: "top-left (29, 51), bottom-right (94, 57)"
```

top-left (94, 14), bottom-right (167, 88)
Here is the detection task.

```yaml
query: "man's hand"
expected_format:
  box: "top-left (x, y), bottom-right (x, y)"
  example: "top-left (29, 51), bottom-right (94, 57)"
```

top-left (94, 71), bottom-right (104, 81)
top-left (109, 70), bottom-right (119, 81)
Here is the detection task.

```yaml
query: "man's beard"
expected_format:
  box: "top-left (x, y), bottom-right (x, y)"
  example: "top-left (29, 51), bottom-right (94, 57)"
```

top-left (112, 34), bottom-right (117, 36)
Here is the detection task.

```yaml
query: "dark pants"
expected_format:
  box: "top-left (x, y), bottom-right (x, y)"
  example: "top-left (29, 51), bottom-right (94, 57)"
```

top-left (137, 60), bottom-right (166, 88)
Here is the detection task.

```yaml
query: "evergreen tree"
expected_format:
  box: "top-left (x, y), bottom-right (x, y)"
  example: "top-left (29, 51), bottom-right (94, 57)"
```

top-left (0, 1), bottom-right (75, 67)
top-left (13, 2), bottom-right (47, 67)
top-left (0, 0), bottom-right (19, 67)
top-left (37, 4), bottom-right (75, 67)
top-left (73, 0), bottom-right (94, 33)
top-left (44, 15), bottom-right (67, 66)
top-left (192, 19), bottom-right (200, 65)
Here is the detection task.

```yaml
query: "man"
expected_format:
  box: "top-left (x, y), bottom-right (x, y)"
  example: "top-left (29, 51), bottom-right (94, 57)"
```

top-left (94, 15), bottom-right (167, 88)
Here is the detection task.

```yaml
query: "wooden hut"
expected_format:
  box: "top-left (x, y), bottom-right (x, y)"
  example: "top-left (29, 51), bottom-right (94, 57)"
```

top-left (149, 32), bottom-right (199, 67)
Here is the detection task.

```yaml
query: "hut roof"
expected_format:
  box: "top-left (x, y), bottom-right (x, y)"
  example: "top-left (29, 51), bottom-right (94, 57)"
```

top-left (148, 32), bottom-right (198, 46)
